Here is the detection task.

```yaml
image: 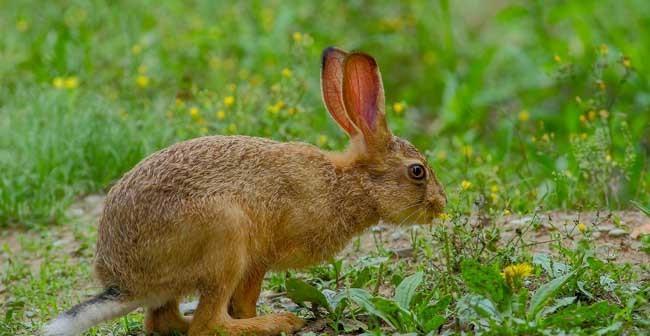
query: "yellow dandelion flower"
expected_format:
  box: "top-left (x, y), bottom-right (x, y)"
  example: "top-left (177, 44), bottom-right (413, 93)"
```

top-left (53, 77), bottom-right (65, 89)
top-left (63, 77), bottom-right (79, 89)
top-left (393, 102), bottom-right (405, 114)
top-left (16, 19), bottom-right (29, 32)
top-left (292, 32), bottom-right (303, 43)
top-left (491, 185), bottom-right (499, 193)
top-left (588, 110), bottom-right (597, 121)
top-left (577, 222), bottom-right (587, 233)
top-left (281, 68), bottom-right (293, 78)
top-left (462, 145), bottom-right (473, 158)
top-left (317, 134), bottom-right (328, 146)
top-left (131, 44), bottom-right (143, 55)
top-left (136, 75), bottom-right (150, 88)
top-left (553, 55), bottom-right (561, 63)
top-left (622, 57), bottom-right (631, 68)
top-left (461, 180), bottom-right (472, 190)
top-left (216, 110), bottom-right (226, 120)
top-left (189, 107), bottom-right (200, 118)
top-left (224, 95), bottom-right (235, 107)
top-left (518, 110), bottom-right (530, 122)
top-left (502, 263), bottom-right (533, 281)
top-left (599, 44), bottom-right (609, 55)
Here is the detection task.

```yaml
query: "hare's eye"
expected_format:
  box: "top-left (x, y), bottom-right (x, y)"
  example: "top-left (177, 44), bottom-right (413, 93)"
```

top-left (407, 163), bottom-right (426, 180)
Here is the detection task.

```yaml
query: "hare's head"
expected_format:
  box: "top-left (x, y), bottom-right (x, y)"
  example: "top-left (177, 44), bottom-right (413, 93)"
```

top-left (321, 47), bottom-right (446, 225)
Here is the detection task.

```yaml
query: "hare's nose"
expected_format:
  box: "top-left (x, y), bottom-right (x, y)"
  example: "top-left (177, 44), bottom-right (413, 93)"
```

top-left (429, 195), bottom-right (446, 212)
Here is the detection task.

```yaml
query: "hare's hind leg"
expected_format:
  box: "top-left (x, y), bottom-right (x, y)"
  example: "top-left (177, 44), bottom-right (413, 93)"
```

top-left (189, 288), bottom-right (304, 336)
top-left (229, 268), bottom-right (265, 319)
top-left (144, 299), bottom-right (191, 335)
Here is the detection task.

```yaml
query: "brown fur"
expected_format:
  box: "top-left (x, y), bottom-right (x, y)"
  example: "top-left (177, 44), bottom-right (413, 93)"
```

top-left (89, 48), bottom-right (446, 335)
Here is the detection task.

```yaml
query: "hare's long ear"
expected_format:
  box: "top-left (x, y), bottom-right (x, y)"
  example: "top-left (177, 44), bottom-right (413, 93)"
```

top-left (321, 47), bottom-right (359, 137)
top-left (342, 52), bottom-right (391, 153)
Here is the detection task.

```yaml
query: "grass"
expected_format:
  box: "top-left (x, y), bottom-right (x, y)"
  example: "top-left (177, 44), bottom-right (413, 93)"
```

top-left (0, 0), bottom-right (649, 335)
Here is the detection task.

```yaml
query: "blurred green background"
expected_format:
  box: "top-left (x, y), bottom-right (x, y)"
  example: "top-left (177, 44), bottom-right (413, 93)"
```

top-left (1, 0), bottom-right (649, 228)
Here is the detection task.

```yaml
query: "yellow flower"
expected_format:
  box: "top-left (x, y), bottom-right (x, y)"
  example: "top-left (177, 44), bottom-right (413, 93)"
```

top-left (281, 68), bottom-right (293, 78)
top-left (317, 134), bottom-right (328, 146)
top-left (52, 77), bottom-right (65, 89)
top-left (64, 77), bottom-right (79, 89)
top-left (461, 180), bottom-right (472, 190)
top-left (491, 185), bottom-right (499, 193)
top-left (588, 110), bottom-right (597, 121)
top-left (292, 32), bottom-right (303, 43)
top-left (438, 213), bottom-right (450, 221)
top-left (462, 145), bottom-right (473, 158)
top-left (502, 263), bottom-right (533, 285)
top-left (131, 44), bottom-right (143, 55)
top-left (189, 107), bottom-right (200, 118)
top-left (16, 19), bottom-right (29, 32)
top-left (553, 55), bottom-right (561, 63)
top-left (216, 110), bottom-right (226, 120)
top-left (224, 95), bottom-right (235, 107)
top-left (518, 110), bottom-right (530, 122)
top-left (136, 75), bottom-right (150, 88)
top-left (599, 44), bottom-right (609, 55)
top-left (577, 222), bottom-right (587, 233)
top-left (622, 57), bottom-right (631, 68)
top-left (393, 102), bottom-right (405, 114)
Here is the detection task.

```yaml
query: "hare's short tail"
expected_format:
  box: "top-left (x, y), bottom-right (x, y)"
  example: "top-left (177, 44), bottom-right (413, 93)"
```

top-left (42, 286), bottom-right (138, 336)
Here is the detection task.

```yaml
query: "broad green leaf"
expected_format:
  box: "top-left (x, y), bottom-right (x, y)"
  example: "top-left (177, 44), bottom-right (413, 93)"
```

top-left (394, 271), bottom-right (424, 310)
top-left (528, 270), bottom-right (576, 318)
top-left (539, 296), bottom-right (576, 317)
top-left (285, 278), bottom-right (331, 312)
top-left (533, 253), bottom-right (570, 278)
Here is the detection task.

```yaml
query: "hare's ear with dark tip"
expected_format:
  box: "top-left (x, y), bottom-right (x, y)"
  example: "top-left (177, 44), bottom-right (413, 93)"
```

top-left (321, 47), bottom-right (359, 137)
top-left (342, 52), bottom-right (391, 152)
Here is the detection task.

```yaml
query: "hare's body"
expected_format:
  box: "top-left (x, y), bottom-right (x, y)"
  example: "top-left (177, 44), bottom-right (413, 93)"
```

top-left (44, 48), bottom-right (446, 336)
top-left (96, 135), bottom-right (376, 296)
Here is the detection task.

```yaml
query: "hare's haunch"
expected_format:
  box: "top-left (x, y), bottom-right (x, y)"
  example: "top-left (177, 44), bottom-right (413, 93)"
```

top-left (44, 47), bottom-right (446, 336)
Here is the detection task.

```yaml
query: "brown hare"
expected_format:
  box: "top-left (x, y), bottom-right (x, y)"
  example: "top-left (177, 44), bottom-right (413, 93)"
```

top-left (43, 47), bottom-right (446, 336)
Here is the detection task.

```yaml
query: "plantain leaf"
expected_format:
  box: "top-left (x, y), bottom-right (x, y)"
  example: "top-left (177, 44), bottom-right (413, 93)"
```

top-left (394, 271), bottom-right (424, 310)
